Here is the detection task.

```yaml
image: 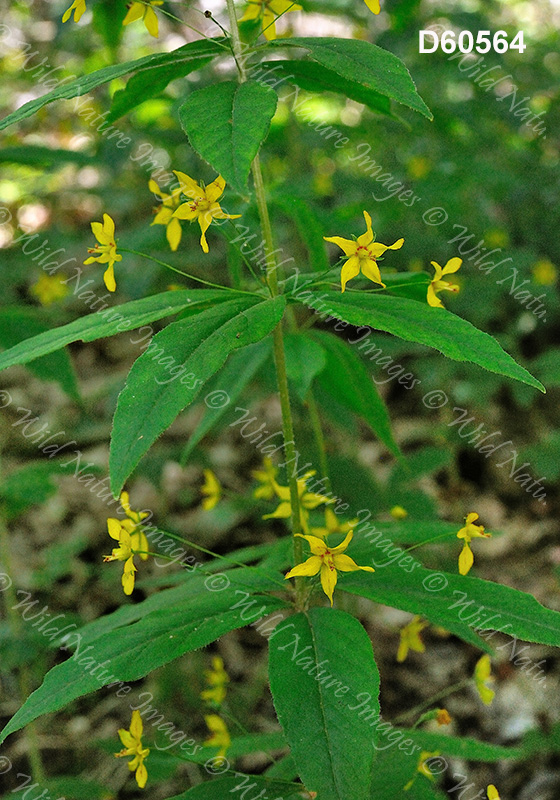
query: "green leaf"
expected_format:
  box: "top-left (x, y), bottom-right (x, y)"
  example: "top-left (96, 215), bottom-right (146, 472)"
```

top-left (272, 194), bottom-right (330, 273)
top-left (305, 292), bottom-right (545, 392)
top-left (0, 146), bottom-right (94, 167)
top-left (0, 308), bottom-right (79, 401)
top-left (181, 338), bottom-right (272, 463)
top-left (269, 608), bottom-right (380, 800)
top-left (270, 38), bottom-right (432, 119)
top-left (341, 556), bottom-right (560, 649)
top-left (311, 330), bottom-right (401, 457)
top-left (405, 729), bottom-right (524, 761)
top-left (0, 290), bottom-right (231, 373)
top-left (0, 40), bottom-right (226, 131)
top-left (108, 58), bottom-right (216, 123)
top-left (179, 81), bottom-right (278, 194)
top-left (284, 332), bottom-right (327, 402)
top-left (0, 574), bottom-right (287, 746)
top-left (259, 60), bottom-right (396, 118)
top-left (166, 775), bottom-right (306, 800)
top-left (110, 296), bottom-right (285, 494)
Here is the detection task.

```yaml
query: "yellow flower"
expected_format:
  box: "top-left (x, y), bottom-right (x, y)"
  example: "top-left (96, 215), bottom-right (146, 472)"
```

top-left (62, 0), bottom-right (86, 23)
top-left (30, 274), bottom-right (69, 305)
top-left (487, 785), bottom-right (500, 800)
top-left (404, 751), bottom-right (440, 790)
top-left (240, 0), bottom-right (302, 41)
top-left (264, 470), bottom-right (333, 534)
top-left (172, 172), bottom-right (241, 254)
top-left (103, 520), bottom-right (137, 595)
top-left (427, 257), bottom-right (462, 308)
top-left (436, 708), bottom-right (451, 726)
top-left (474, 655), bottom-right (495, 705)
top-left (285, 531), bottom-right (375, 606)
top-left (84, 213), bottom-right (122, 292)
top-left (149, 179), bottom-right (184, 251)
top-left (532, 258), bottom-right (556, 286)
top-left (324, 211), bottom-right (404, 292)
top-left (115, 710), bottom-right (150, 789)
top-left (201, 656), bottom-right (229, 706)
top-left (456, 512), bottom-right (491, 576)
top-left (251, 457), bottom-right (278, 500)
top-left (116, 491), bottom-right (150, 561)
top-left (390, 505), bottom-right (408, 520)
top-left (123, 1), bottom-right (163, 38)
top-left (204, 715), bottom-right (231, 758)
top-left (311, 507), bottom-right (359, 539)
top-left (201, 469), bottom-right (221, 511)
top-left (397, 616), bottom-right (428, 662)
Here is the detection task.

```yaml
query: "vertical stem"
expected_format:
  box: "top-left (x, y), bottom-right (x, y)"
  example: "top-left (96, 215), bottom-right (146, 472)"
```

top-left (225, 0), bottom-right (306, 607)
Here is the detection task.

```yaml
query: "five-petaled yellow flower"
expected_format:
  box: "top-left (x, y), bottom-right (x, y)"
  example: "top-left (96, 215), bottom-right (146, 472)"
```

top-left (285, 531), bottom-right (374, 606)
top-left (115, 710), bottom-right (150, 789)
top-left (397, 615), bottom-right (428, 662)
top-left (62, 0), bottom-right (86, 23)
top-left (240, 0), bottom-right (302, 41)
top-left (116, 491), bottom-right (150, 560)
top-left (31, 274), bottom-right (69, 306)
top-left (311, 507), bottom-right (358, 539)
top-left (474, 654), bottom-right (495, 705)
top-left (84, 213), bottom-right (122, 292)
top-left (251, 457), bottom-right (278, 500)
top-left (324, 211), bottom-right (404, 293)
top-left (487, 785), bottom-right (500, 800)
top-left (204, 715), bottom-right (231, 758)
top-left (264, 470), bottom-right (332, 534)
top-left (172, 172), bottom-right (241, 254)
top-left (201, 469), bottom-right (221, 511)
top-left (149, 179), bottom-right (184, 251)
top-left (456, 512), bottom-right (491, 575)
top-left (201, 656), bottom-right (229, 706)
top-left (427, 257), bottom-right (462, 308)
top-left (103, 520), bottom-right (137, 595)
top-left (123, 1), bottom-right (163, 38)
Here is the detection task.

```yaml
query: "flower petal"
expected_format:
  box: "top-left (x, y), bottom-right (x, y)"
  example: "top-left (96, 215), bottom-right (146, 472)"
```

top-left (205, 176), bottom-right (226, 203)
top-left (427, 282), bottom-right (443, 308)
top-left (166, 217), bottom-right (182, 251)
top-left (363, 0), bottom-right (380, 13)
top-left (123, 3), bottom-right (144, 25)
top-left (356, 211), bottom-right (374, 246)
top-left (458, 542), bottom-right (474, 575)
top-left (104, 263), bottom-right (116, 293)
top-left (130, 710), bottom-right (143, 740)
top-left (144, 6), bottom-right (159, 37)
top-left (285, 555), bottom-right (322, 579)
top-left (328, 530), bottom-right (353, 554)
top-left (320, 562), bottom-right (338, 605)
top-left (324, 236), bottom-right (357, 257)
top-left (340, 255), bottom-right (361, 292)
top-left (360, 257), bottom-right (386, 287)
top-left (442, 257), bottom-right (462, 276)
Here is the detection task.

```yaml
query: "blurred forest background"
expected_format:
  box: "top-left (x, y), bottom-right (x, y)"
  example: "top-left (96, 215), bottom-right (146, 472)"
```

top-left (0, 0), bottom-right (559, 798)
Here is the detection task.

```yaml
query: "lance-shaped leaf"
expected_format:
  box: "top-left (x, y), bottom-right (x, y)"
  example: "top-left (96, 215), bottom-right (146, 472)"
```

top-left (283, 332), bottom-right (326, 402)
top-left (179, 81), bottom-right (278, 194)
top-left (0, 572), bottom-right (287, 747)
top-left (110, 295), bottom-right (286, 494)
top-left (340, 558), bottom-right (560, 650)
top-left (181, 338), bottom-right (272, 463)
top-left (0, 40), bottom-right (226, 131)
top-left (269, 609), bottom-right (380, 800)
top-left (305, 292), bottom-right (544, 391)
top-left (0, 290), bottom-right (232, 373)
top-left (270, 38), bottom-right (432, 119)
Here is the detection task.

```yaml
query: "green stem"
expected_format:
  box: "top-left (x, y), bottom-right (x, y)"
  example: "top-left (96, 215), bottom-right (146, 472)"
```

top-left (0, 514), bottom-right (45, 783)
top-left (119, 248), bottom-right (256, 295)
top-left (392, 679), bottom-right (471, 725)
top-left (225, 0), bottom-right (305, 609)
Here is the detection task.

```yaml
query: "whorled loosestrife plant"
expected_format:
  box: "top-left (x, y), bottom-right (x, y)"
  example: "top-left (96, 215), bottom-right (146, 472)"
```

top-left (0, 2), bottom-right (557, 799)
